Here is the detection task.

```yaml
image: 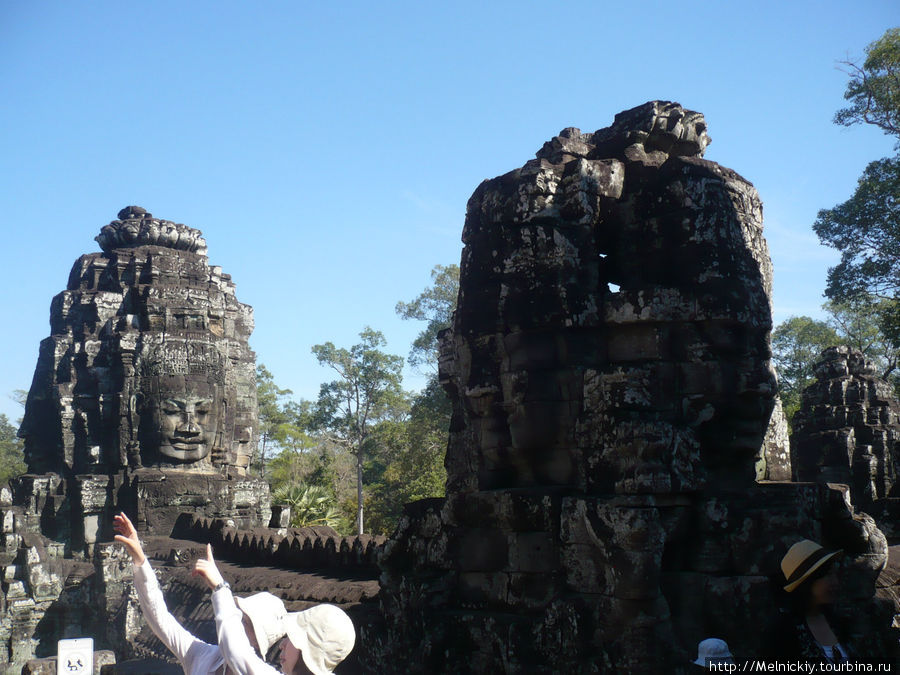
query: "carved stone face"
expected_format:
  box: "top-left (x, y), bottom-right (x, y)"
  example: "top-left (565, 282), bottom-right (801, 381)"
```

top-left (141, 374), bottom-right (222, 464)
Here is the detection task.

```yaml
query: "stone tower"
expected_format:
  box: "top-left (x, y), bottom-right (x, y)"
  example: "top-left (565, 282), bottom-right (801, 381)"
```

top-left (792, 345), bottom-right (900, 539)
top-left (377, 103), bottom-right (891, 672)
top-left (17, 206), bottom-right (270, 551)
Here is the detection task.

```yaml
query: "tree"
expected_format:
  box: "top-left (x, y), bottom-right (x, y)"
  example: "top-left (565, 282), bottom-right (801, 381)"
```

top-left (255, 364), bottom-right (293, 478)
top-left (824, 295), bottom-right (900, 380)
top-left (401, 377), bottom-right (451, 498)
top-left (311, 328), bottom-right (405, 535)
top-left (268, 415), bottom-right (316, 493)
top-left (773, 298), bottom-right (900, 428)
top-left (772, 317), bottom-right (840, 423)
top-left (835, 28), bottom-right (900, 139)
top-left (395, 264), bottom-right (459, 371)
top-left (0, 414), bottom-right (26, 485)
top-left (272, 484), bottom-right (340, 528)
top-left (385, 263), bottom-right (459, 524)
top-left (814, 156), bottom-right (900, 301)
top-left (814, 28), bottom-right (900, 367)
top-left (11, 390), bottom-right (27, 409)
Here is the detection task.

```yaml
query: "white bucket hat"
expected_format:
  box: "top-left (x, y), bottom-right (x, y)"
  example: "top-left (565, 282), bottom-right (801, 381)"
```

top-left (284, 604), bottom-right (356, 675)
top-left (693, 638), bottom-right (734, 667)
top-left (234, 592), bottom-right (287, 655)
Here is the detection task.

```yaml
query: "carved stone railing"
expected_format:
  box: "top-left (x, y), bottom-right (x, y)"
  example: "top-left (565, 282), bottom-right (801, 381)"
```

top-left (171, 514), bottom-right (386, 573)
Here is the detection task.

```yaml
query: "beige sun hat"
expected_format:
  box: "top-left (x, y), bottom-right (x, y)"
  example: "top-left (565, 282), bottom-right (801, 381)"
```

top-left (234, 592), bottom-right (287, 654)
top-left (781, 539), bottom-right (842, 593)
top-left (284, 604), bottom-right (356, 675)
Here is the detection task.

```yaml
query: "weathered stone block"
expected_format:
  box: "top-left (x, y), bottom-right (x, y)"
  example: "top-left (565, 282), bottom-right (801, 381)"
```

top-left (508, 532), bottom-right (556, 573)
top-left (507, 572), bottom-right (557, 609)
top-left (458, 571), bottom-right (508, 606)
top-left (453, 529), bottom-right (508, 571)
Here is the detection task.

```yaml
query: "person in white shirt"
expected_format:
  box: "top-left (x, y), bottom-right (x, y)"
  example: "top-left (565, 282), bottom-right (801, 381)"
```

top-left (193, 546), bottom-right (356, 675)
top-left (113, 512), bottom-right (288, 674)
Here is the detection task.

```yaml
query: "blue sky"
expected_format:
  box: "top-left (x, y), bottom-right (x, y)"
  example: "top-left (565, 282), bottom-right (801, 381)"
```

top-left (1, 1), bottom-right (898, 423)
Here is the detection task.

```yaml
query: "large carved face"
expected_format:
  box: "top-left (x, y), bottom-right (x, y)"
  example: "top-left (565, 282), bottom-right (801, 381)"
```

top-left (140, 374), bottom-right (222, 464)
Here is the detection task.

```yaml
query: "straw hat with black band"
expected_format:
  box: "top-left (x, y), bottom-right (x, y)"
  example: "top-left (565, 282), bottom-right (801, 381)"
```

top-left (781, 539), bottom-right (843, 593)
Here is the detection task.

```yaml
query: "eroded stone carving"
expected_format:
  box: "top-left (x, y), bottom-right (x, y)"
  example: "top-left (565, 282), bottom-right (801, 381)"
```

top-left (792, 346), bottom-right (900, 538)
top-left (442, 100), bottom-right (775, 499)
top-left (378, 102), bottom-right (894, 672)
top-left (759, 396), bottom-right (792, 481)
top-left (137, 341), bottom-right (226, 468)
top-left (0, 208), bottom-right (272, 671)
top-left (95, 206), bottom-right (208, 254)
top-left (20, 208), bottom-right (257, 479)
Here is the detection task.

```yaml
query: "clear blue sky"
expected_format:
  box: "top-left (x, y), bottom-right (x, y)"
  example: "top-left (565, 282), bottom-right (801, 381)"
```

top-left (1, 1), bottom-right (898, 423)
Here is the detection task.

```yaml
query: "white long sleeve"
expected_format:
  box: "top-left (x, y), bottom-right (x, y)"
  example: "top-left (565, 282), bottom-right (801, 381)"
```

top-left (133, 559), bottom-right (225, 674)
top-left (212, 585), bottom-right (280, 675)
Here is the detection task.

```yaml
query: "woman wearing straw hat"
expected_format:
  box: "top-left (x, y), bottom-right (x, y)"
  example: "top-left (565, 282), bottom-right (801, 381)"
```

top-left (113, 512), bottom-right (289, 674)
top-left (194, 545), bottom-right (356, 675)
top-left (762, 539), bottom-right (855, 663)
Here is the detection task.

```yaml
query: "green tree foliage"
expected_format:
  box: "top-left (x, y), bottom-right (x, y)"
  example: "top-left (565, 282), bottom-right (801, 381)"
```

top-left (268, 422), bottom-right (316, 491)
top-left (824, 295), bottom-right (900, 379)
top-left (773, 298), bottom-right (900, 428)
top-left (364, 377), bottom-right (452, 534)
top-left (772, 317), bottom-right (840, 422)
top-left (835, 28), bottom-right (900, 139)
top-left (255, 364), bottom-right (294, 478)
top-left (269, 439), bottom-right (356, 529)
top-left (361, 263), bottom-right (461, 534)
top-left (814, 156), bottom-right (900, 301)
top-left (0, 414), bottom-right (26, 485)
top-left (272, 484), bottom-right (340, 528)
top-left (395, 264), bottom-right (459, 371)
top-left (401, 377), bottom-right (451, 499)
top-left (258, 265), bottom-right (460, 536)
top-left (259, 366), bottom-right (361, 535)
top-left (813, 28), bottom-right (900, 379)
top-left (311, 328), bottom-right (405, 535)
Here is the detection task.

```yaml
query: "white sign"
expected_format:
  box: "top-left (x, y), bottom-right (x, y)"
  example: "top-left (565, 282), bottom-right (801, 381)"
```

top-left (57, 638), bottom-right (93, 675)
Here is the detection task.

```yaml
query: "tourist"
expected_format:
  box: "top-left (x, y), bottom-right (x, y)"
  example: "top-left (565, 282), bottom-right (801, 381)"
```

top-left (194, 545), bottom-right (356, 675)
top-left (113, 512), bottom-right (287, 674)
top-left (690, 638), bottom-right (734, 669)
top-left (762, 539), bottom-right (854, 663)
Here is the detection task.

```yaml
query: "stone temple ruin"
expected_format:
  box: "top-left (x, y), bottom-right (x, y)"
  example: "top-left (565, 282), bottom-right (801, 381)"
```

top-left (792, 346), bottom-right (900, 541)
top-left (377, 101), bottom-right (897, 671)
top-left (18, 205), bottom-right (270, 546)
top-left (3, 208), bottom-right (383, 673)
top-left (2, 103), bottom-right (898, 673)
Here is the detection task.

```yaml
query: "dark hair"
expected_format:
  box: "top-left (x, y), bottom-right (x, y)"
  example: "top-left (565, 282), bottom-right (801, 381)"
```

top-left (786, 558), bottom-right (837, 614)
top-left (265, 640), bottom-right (282, 666)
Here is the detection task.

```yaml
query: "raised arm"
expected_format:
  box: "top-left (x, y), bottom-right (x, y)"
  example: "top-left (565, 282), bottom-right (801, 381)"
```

top-left (112, 512), bottom-right (145, 565)
top-left (194, 544), bottom-right (280, 675)
top-left (115, 512), bottom-right (214, 668)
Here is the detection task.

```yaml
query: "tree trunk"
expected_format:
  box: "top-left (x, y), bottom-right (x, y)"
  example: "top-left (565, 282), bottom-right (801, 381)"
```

top-left (356, 450), bottom-right (364, 535)
top-left (259, 433), bottom-right (269, 478)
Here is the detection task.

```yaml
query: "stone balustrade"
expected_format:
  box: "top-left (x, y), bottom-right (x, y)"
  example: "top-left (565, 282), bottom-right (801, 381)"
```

top-left (171, 514), bottom-right (386, 572)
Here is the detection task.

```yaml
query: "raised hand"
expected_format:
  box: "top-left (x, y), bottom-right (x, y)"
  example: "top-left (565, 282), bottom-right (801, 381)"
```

top-left (113, 512), bottom-right (146, 565)
top-left (192, 543), bottom-right (225, 591)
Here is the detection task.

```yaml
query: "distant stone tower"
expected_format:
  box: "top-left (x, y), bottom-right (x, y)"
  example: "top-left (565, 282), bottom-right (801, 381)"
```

top-left (17, 206), bottom-right (270, 550)
top-left (792, 345), bottom-right (900, 538)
